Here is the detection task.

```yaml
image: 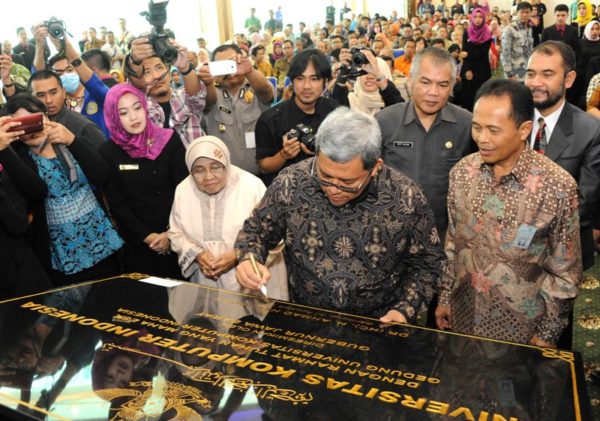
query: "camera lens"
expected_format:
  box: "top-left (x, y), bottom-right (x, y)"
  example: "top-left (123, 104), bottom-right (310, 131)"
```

top-left (153, 36), bottom-right (178, 64)
top-left (45, 19), bottom-right (65, 39)
top-left (352, 52), bottom-right (368, 67)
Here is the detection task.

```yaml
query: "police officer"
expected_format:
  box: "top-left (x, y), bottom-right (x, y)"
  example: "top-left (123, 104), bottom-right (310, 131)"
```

top-left (203, 44), bottom-right (273, 175)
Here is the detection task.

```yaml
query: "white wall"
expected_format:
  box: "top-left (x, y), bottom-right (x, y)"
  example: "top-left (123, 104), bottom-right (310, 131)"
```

top-left (0, 0), bottom-right (204, 54)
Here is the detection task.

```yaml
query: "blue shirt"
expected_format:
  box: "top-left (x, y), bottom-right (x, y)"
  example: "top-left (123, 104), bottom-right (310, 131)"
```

top-left (82, 73), bottom-right (109, 138)
top-left (31, 151), bottom-right (123, 274)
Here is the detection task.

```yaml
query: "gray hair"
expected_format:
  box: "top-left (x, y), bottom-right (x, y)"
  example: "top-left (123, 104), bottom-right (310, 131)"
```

top-left (315, 107), bottom-right (381, 169)
top-left (409, 47), bottom-right (457, 85)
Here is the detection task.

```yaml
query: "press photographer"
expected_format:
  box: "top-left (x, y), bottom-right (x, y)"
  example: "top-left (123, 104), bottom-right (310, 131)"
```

top-left (255, 49), bottom-right (338, 186)
top-left (331, 47), bottom-right (404, 116)
top-left (126, 0), bottom-right (215, 147)
top-left (29, 18), bottom-right (112, 140)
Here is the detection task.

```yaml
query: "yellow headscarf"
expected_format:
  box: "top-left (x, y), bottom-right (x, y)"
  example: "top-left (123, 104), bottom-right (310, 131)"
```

top-left (110, 68), bottom-right (124, 84)
top-left (576, 0), bottom-right (594, 26)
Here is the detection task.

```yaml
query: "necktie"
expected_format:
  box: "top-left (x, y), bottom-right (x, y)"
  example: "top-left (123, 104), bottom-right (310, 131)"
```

top-left (556, 25), bottom-right (565, 36)
top-left (533, 117), bottom-right (547, 154)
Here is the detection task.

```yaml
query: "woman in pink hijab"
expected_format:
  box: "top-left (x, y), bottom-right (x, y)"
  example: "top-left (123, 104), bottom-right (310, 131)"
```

top-left (99, 83), bottom-right (188, 279)
top-left (460, 8), bottom-right (493, 111)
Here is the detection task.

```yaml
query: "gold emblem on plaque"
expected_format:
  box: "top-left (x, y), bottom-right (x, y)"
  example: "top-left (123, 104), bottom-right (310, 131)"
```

top-left (94, 380), bottom-right (212, 420)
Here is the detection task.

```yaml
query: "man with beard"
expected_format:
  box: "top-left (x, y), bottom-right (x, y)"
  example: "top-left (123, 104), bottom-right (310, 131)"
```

top-left (524, 41), bottom-right (600, 348)
top-left (254, 49), bottom-right (338, 185)
top-left (525, 41), bottom-right (600, 272)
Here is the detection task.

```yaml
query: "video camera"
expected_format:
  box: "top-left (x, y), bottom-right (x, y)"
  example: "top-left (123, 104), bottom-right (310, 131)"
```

top-left (140, 0), bottom-right (178, 64)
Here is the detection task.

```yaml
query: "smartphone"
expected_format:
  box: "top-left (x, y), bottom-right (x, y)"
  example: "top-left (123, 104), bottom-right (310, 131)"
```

top-left (208, 60), bottom-right (237, 76)
top-left (6, 112), bottom-right (44, 135)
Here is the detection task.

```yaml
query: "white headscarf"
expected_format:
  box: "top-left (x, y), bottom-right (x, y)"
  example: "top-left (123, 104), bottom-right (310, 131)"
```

top-left (347, 57), bottom-right (393, 116)
top-left (584, 20), bottom-right (600, 41)
top-left (185, 136), bottom-right (231, 174)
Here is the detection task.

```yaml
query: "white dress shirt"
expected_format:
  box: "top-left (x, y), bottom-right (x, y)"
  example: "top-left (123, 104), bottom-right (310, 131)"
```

top-left (530, 99), bottom-right (566, 148)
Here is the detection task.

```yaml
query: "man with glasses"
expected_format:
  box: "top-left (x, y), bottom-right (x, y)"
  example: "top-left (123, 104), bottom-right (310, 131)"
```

top-left (235, 107), bottom-right (445, 324)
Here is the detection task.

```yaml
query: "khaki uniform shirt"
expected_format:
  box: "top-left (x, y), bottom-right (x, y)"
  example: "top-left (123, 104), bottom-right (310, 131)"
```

top-left (204, 83), bottom-right (270, 175)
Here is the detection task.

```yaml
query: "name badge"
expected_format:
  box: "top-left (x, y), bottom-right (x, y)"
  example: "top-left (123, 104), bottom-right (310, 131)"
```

top-left (394, 141), bottom-right (413, 148)
top-left (245, 131), bottom-right (256, 149)
top-left (119, 164), bottom-right (139, 171)
top-left (218, 105), bottom-right (232, 114)
top-left (512, 224), bottom-right (537, 249)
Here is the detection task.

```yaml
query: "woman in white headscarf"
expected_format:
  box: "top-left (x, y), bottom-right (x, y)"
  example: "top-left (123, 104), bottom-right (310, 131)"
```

top-left (575, 21), bottom-right (600, 108)
top-left (168, 136), bottom-right (288, 299)
top-left (332, 49), bottom-right (404, 116)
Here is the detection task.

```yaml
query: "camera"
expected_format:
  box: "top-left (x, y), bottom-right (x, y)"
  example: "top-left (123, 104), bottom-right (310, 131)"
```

top-left (350, 47), bottom-right (369, 67)
top-left (287, 124), bottom-right (316, 152)
top-left (339, 48), bottom-right (369, 81)
top-left (141, 0), bottom-right (178, 64)
top-left (43, 17), bottom-right (66, 39)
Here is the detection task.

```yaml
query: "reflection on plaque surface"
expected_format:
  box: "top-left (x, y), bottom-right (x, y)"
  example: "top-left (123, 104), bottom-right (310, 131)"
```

top-left (0, 275), bottom-right (591, 420)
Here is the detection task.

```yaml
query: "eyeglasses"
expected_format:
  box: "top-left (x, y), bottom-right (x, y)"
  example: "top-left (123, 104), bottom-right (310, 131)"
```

top-left (310, 157), bottom-right (373, 194)
top-left (191, 164), bottom-right (225, 179)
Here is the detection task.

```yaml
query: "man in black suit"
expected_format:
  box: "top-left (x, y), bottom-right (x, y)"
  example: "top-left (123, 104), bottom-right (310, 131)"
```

top-left (525, 41), bottom-right (600, 348)
top-left (542, 4), bottom-right (580, 57)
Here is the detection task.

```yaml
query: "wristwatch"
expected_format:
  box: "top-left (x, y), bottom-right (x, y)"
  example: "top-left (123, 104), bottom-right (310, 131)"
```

top-left (3, 77), bottom-right (14, 88)
top-left (71, 57), bottom-right (83, 67)
top-left (180, 62), bottom-right (195, 76)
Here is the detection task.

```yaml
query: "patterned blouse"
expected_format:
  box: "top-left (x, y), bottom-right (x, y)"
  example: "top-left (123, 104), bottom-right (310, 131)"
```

top-left (440, 147), bottom-right (582, 345)
top-left (234, 158), bottom-right (446, 321)
top-left (31, 152), bottom-right (123, 275)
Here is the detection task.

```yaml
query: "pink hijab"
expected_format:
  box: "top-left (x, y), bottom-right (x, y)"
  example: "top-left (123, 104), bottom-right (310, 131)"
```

top-left (467, 8), bottom-right (493, 44)
top-left (103, 83), bottom-right (173, 160)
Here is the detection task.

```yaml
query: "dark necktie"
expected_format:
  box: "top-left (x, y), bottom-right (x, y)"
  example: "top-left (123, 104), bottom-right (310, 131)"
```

top-left (533, 117), bottom-right (547, 154)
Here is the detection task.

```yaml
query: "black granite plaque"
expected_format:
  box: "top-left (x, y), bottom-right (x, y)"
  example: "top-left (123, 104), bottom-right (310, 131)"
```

top-left (0, 275), bottom-right (592, 420)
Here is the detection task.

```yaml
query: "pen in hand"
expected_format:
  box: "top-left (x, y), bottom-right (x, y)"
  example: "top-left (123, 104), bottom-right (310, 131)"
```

top-left (249, 254), bottom-right (268, 298)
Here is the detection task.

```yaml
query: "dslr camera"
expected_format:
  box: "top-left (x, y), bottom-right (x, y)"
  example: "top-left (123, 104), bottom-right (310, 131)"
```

top-left (350, 47), bottom-right (369, 67)
top-left (287, 124), bottom-right (316, 152)
top-left (338, 47), bottom-right (369, 80)
top-left (43, 17), bottom-right (67, 39)
top-left (141, 0), bottom-right (178, 64)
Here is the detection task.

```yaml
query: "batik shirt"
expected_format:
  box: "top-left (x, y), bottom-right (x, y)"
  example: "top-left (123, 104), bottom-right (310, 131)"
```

top-left (440, 147), bottom-right (582, 345)
top-left (234, 158), bottom-right (445, 321)
top-left (501, 21), bottom-right (534, 81)
top-left (31, 152), bottom-right (123, 275)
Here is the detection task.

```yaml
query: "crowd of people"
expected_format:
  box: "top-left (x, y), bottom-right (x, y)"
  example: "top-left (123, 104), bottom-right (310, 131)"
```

top-left (0, 0), bottom-right (599, 367)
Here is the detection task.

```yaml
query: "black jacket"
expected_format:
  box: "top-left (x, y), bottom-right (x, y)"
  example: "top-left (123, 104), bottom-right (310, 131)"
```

top-left (540, 103), bottom-right (600, 269)
top-left (542, 24), bottom-right (580, 57)
top-left (98, 132), bottom-right (188, 245)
